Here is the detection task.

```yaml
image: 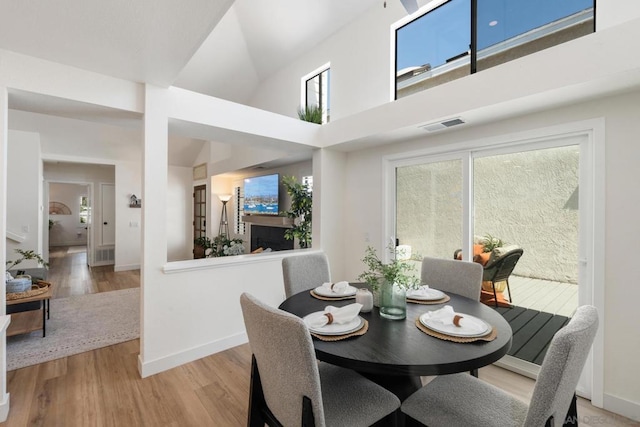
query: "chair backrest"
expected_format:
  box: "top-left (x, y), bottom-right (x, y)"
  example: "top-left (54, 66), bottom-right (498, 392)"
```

top-left (240, 293), bottom-right (326, 426)
top-left (524, 305), bottom-right (599, 427)
top-left (420, 256), bottom-right (483, 301)
top-left (282, 252), bottom-right (331, 298)
top-left (483, 248), bottom-right (524, 283)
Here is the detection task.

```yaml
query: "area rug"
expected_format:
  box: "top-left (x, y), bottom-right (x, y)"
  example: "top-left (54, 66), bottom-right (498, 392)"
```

top-left (6, 288), bottom-right (139, 371)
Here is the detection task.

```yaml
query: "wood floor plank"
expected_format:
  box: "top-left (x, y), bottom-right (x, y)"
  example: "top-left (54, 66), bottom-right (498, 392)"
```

top-left (498, 305), bottom-right (527, 322)
top-left (510, 311), bottom-right (554, 358)
top-left (506, 308), bottom-right (539, 333)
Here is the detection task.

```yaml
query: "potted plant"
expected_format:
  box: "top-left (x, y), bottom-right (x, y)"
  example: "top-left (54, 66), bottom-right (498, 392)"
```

top-left (210, 234), bottom-right (245, 257)
top-left (358, 245), bottom-right (420, 319)
top-left (297, 105), bottom-right (323, 124)
top-left (281, 175), bottom-right (312, 249)
top-left (481, 234), bottom-right (505, 252)
top-left (6, 249), bottom-right (49, 275)
top-left (193, 236), bottom-right (212, 259)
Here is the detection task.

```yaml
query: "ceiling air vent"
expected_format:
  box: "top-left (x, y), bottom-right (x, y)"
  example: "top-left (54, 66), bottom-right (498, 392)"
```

top-left (420, 117), bottom-right (466, 132)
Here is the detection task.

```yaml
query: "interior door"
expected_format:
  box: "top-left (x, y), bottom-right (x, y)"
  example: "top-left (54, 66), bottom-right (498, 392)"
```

top-left (193, 185), bottom-right (206, 256)
top-left (85, 184), bottom-right (93, 266)
top-left (101, 183), bottom-right (115, 246)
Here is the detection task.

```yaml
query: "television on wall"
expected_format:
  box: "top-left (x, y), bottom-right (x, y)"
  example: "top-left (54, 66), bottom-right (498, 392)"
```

top-left (243, 173), bottom-right (280, 215)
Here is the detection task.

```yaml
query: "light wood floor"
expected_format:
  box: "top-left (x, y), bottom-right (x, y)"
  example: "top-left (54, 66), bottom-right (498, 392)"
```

top-left (47, 246), bottom-right (139, 298)
top-left (1, 247), bottom-right (634, 426)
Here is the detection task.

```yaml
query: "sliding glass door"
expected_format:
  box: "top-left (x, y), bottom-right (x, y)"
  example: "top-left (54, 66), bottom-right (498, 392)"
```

top-left (389, 130), bottom-right (596, 397)
top-left (396, 157), bottom-right (463, 260)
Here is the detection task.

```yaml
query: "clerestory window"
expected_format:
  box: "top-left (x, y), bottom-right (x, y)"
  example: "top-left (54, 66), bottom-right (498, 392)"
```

top-left (301, 65), bottom-right (330, 124)
top-left (395, 0), bottom-right (595, 99)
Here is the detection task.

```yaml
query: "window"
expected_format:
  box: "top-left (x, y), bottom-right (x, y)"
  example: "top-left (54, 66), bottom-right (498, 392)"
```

top-left (303, 66), bottom-right (330, 123)
top-left (79, 196), bottom-right (89, 224)
top-left (235, 185), bottom-right (245, 235)
top-left (395, 0), bottom-right (595, 99)
top-left (302, 175), bottom-right (313, 193)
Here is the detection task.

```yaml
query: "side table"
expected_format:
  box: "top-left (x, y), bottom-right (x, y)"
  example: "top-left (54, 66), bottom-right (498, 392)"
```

top-left (6, 282), bottom-right (54, 338)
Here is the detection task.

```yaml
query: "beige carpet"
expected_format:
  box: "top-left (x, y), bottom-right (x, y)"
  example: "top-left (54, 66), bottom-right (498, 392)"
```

top-left (6, 288), bottom-right (139, 371)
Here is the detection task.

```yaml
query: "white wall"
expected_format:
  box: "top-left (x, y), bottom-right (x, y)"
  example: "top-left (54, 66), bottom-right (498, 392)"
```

top-left (48, 183), bottom-right (88, 246)
top-left (597, 0), bottom-right (640, 30)
top-left (6, 130), bottom-right (42, 268)
top-left (114, 160), bottom-right (142, 271)
top-left (248, 2), bottom-right (403, 120)
top-left (340, 90), bottom-right (640, 413)
top-left (167, 166), bottom-right (193, 261)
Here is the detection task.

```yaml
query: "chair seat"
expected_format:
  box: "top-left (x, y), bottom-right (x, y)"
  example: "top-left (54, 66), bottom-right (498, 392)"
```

top-left (401, 373), bottom-right (528, 427)
top-left (320, 362), bottom-right (400, 427)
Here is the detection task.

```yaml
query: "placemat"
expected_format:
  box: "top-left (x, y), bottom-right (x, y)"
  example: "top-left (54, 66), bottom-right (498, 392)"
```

top-left (6, 281), bottom-right (51, 301)
top-left (311, 319), bottom-right (368, 341)
top-left (407, 294), bottom-right (450, 305)
top-left (310, 290), bottom-right (356, 301)
top-left (414, 318), bottom-right (497, 343)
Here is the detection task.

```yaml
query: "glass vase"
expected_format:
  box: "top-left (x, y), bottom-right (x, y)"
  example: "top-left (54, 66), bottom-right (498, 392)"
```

top-left (379, 280), bottom-right (407, 320)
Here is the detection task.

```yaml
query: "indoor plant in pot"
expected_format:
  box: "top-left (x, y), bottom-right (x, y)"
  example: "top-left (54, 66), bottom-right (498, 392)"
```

top-left (358, 245), bottom-right (420, 320)
top-left (6, 249), bottom-right (49, 293)
top-left (281, 175), bottom-right (312, 249)
top-left (6, 249), bottom-right (49, 274)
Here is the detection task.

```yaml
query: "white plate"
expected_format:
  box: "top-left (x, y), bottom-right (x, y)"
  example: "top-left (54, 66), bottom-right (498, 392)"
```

top-left (406, 287), bottom-right (446, 301)
top-left (419, 312), bottom-right (491, 338)
top-left (313, 284), bottom-right (357, 298)
top-left (303, 312), bottom-right (364, 335)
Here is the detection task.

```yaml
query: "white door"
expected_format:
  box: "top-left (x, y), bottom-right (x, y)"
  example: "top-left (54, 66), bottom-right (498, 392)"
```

top-left (101, 184), bottom-right (115, 246)
top-left (85, 184), bottom-right (93, 266)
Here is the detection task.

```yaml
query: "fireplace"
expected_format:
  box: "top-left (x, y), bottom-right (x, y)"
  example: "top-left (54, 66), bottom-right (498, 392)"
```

top-left (251, 225), bottom-right (294, 252)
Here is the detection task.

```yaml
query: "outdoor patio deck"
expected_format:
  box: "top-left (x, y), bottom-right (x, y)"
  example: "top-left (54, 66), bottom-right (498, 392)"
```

top-left (507, 276), bottom-right (578, 317)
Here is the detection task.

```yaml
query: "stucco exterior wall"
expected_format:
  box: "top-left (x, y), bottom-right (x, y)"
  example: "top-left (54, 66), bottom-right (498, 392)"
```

top-left (396, 144), bottom-right (579, 283)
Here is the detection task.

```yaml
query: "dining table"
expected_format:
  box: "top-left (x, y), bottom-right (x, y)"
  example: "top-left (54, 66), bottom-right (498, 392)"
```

top-left (279, 284), bottom-right (513, 400)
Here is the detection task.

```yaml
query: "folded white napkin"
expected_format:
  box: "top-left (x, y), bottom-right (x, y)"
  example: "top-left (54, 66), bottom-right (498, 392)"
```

top-left (321, 280), bottom-right (349, 294)
top-left (422, 305), bottom-right (485, 333)
top-left (407, 285), bottom-right (436, 298)
top-left (304, 303), bottom-right (363, 329)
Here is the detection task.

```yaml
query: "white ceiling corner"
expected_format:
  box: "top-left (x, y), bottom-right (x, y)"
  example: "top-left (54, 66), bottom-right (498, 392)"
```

top-left (0, 0), bottom-right (234, 86)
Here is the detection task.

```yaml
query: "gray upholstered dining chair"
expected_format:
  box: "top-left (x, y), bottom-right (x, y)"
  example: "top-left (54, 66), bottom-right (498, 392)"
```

top-left (401, 305), bottom-right (599, 427)
top-left (282, 252), bottom-right (331, 298)
top-left (240, 292), bottom-right (400, 426)
top-left (420, 256), bottom-right (483, 301)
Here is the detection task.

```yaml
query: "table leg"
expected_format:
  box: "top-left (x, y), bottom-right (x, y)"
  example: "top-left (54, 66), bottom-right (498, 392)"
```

top-left (47, 298), bottom-right (50, 319)
top-left (42, 300), bottom-right (46, 337)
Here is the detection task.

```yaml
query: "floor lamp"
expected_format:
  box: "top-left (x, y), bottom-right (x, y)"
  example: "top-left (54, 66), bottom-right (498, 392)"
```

top-left (218, 194), bottom-right (232, 237)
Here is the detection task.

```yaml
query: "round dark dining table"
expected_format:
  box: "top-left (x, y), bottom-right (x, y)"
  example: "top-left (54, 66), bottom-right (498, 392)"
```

top-left (279, 286), bottom-right (512, 399)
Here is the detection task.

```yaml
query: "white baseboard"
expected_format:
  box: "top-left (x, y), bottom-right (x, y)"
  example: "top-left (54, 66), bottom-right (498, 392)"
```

top-left (603, 393), bottom-right (640, 422)
top-left (114, 264), bottom-right (140, 272)
top-left (138, 332), bottom-right (248, 378)
top-left (0, 393), bottom-right (10, 422)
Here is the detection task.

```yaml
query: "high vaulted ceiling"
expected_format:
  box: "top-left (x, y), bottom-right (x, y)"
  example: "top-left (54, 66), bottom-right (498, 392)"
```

top-left (0, 0), bottom-right (382, 104)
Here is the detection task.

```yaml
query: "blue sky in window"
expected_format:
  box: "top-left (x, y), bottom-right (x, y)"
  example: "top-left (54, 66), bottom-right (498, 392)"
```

top-left (478, 0), bottom-right (593, 49)
top-left (397, 0), bottom-right (593, 72)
